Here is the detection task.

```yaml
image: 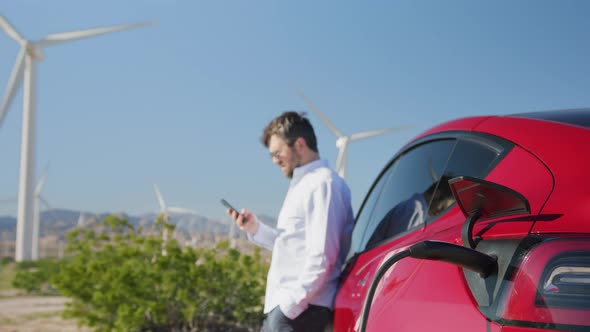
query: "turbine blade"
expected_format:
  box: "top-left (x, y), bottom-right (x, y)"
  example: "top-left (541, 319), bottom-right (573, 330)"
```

top-left (349, 125), bottom-right (412, 141)
top-left (295, 88), bottom-right (345, 138)
top-left (0, 47), bottom-right (26, 127)
top-left (39, 196), bottom-right (52, 211)
top-left (39, 196), bottom-right (60, 222)
top-left (153, 184), bottom-right (167, 212)
top-left (34, 163), bottom-right (50, 195)
top-left (0, 16), bottom-right (25, 43)
top-left (37, 20), bottom-right (158, 47)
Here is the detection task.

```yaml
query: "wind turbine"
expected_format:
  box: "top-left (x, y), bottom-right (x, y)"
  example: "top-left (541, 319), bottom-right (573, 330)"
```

top-left (228, 215), bottom-right (237, 248)
top-left (29, 163), bottom-right (61, 260)
top-left (0, 16), bottom-right (157, 261)
top-left (31, 163), bottom-right (49, 260)
top-left (77, 212), bottom-right (86, 228)
top-left (297, 89), bottom-right (412, 180)
top-left (153, 184), bottom-right (198, 218)
top-left (153, 184), bottom-right (198, 254)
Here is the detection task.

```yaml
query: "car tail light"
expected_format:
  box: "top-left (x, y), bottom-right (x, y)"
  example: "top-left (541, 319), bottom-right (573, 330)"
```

top-left (500, 238), bottom-right (590, 329)
top-left (539, 255), bottom-right (590, 309)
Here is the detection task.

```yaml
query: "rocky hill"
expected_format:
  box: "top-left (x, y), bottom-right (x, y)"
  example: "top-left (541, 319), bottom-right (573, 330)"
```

top-left (0, 209), bottom-right (277, 240)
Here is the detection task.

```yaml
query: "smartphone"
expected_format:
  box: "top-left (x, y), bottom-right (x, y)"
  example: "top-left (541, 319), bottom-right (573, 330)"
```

top-left (221, 199), bottom-right (250, 225)
top-left (220, 198), bottom-right (239, 214)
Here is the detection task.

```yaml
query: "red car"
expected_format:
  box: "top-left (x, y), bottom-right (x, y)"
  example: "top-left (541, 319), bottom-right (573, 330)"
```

top-left (333, 109), bottom-right (590, 332)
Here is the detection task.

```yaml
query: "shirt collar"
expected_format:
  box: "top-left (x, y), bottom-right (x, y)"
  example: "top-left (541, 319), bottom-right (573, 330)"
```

top-left (291, 159), bottom-right (328, 185)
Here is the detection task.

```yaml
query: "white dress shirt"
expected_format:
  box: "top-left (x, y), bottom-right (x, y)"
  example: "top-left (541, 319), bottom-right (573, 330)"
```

top-left (248, 159), bottom-right (354, 319)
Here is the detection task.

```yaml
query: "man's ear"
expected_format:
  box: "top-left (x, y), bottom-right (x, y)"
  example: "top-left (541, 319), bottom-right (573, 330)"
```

top-left (294, 137), bottom-right (307, 152)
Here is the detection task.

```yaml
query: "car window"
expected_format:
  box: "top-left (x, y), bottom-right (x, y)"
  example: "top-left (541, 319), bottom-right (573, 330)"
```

top-left (427, 137), bottom-right (506, 222)
top-left (444, 137), bottom-right (502, 178)
top-left (348, 163), bottom-right (392, 258)
top-left (350, 139), bottom-right (456, 254)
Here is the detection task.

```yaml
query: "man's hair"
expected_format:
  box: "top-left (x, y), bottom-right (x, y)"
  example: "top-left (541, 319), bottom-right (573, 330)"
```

top-left (261, 111), bottom-right (319, 153)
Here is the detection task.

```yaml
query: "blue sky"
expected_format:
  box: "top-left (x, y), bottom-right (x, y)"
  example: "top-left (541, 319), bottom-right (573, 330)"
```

top-left (1, 1), bottom-right (589, 219)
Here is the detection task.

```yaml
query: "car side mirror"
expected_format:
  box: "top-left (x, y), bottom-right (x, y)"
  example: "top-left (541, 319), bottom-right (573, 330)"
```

top-left (448, 176), bottom-right (531, 248)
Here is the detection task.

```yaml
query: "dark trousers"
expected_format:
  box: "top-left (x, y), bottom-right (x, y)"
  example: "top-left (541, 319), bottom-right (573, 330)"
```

top-left (261, 305), bottom-right (332, 332)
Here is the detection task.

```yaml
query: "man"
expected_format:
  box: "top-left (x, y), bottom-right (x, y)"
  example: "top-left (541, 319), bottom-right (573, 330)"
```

top-left (227, 111), bottom-right (354, 332)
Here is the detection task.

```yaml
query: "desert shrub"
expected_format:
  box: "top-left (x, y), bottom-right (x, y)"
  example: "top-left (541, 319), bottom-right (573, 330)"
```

top-left (52, 215), bottom-right (267, 332)
top-left (0, 256), bottom-right (13, 265)
top-left (12, 257), bottom-right (61, 295)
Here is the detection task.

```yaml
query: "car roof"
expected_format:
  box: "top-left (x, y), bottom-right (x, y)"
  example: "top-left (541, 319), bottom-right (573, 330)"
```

top-left (510, 108), bottom-right (590, 129)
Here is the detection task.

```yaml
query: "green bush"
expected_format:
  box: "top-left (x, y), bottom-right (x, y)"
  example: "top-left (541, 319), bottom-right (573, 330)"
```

top-left (0, 256), bottom-right (13, 266)
top-left (13, 257), bottom-right (61, 295)
top-left (52, 215), bottom-right (268, 332)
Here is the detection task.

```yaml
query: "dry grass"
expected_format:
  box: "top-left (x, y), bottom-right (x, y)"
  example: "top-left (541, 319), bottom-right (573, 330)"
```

top-left (0, 262), bottom-right (16, 291)
top-left (0, 295), bottom-right (92, 332)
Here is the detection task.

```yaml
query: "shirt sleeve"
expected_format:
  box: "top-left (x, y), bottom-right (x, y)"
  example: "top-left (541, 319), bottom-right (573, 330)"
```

top-left (279, 179), bottom-right (351, 319)
top-left (247, 217), bottom-right (279, 251)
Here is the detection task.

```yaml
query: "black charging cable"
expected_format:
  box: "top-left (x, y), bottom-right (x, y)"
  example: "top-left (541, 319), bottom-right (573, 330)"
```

top-left (359, 240), bottom-right (496, 332)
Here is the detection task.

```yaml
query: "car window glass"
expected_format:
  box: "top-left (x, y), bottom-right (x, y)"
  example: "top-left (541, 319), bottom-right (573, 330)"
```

top-left (429, 138), bottom-right (503, 220)
top-left (353, 139), bottom-right (456, 252)
top-left (444, 138), bottom-right (501, 178)
top-left (348, 163), bottom-right (392, 259)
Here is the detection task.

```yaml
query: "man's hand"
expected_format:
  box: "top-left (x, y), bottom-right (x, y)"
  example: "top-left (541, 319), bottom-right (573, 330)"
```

top-left (226, 208), bottom-right (259, 235)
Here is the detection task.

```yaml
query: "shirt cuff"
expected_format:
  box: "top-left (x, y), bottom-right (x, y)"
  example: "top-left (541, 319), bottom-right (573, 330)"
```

top-left (247, 219), bottom-right (275, 250)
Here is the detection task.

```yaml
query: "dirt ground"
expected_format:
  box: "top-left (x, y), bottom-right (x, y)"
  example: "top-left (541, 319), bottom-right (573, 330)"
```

top-left (0, 292), bottom-right (91, 332)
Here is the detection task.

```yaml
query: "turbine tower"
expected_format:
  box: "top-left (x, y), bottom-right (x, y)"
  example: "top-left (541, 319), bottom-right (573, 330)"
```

top-left (297, 89), bottom-right (411, 180)
top-left (77, 212), bottom-right (86, 228)
top-left (153, 184), bottom-right (198, 254)
top-left (228, 216), bottom-right (237, 248)
top-left (31, 163), bottom-right (49, 260)
top-left (0, 16), bottom-right (157, 261)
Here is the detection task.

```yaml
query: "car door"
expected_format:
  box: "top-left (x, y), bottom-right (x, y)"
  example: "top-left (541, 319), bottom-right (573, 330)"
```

top-left (334, 138), bottom-right (456, 331)
top-left (366, 134), bottom-right (515, 331)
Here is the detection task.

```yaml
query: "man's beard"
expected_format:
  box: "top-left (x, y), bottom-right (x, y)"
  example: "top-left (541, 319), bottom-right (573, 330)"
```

top-left (285, 163), bottom-right (296, 178)
top-left (284, 150), bottom-right (302, 179)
